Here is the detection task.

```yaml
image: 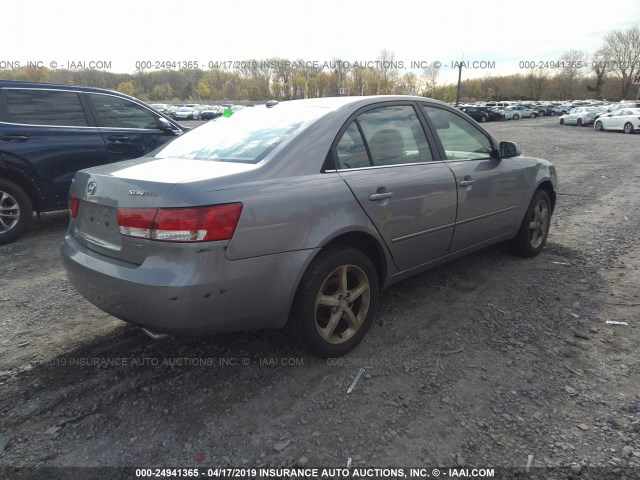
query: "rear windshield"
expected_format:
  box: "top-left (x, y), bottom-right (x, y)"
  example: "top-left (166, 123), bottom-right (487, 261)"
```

top-left (154, 105), bottom-right (327, 164)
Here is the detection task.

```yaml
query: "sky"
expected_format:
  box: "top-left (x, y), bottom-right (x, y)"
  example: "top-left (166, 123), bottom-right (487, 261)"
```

top-left (4, 0), bottom-right (640, 84)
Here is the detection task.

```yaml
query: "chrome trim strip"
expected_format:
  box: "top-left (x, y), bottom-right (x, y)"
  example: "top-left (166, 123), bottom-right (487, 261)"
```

top-left (335, 160), bottom-right (445, 172)
top-left (455, 206), bottom-right (518, 226)
top-left (0, 121), bottom-right (99, 129)
top-left (391, 222), bottom-right (455, 243)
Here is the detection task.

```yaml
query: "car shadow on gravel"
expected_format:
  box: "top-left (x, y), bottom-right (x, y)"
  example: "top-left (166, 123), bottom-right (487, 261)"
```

top-left (26, 211), bottom-right (69, 234)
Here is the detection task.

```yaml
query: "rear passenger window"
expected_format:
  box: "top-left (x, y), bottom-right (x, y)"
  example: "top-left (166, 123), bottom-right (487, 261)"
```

top-left (335, 105), bottom-right (433, 169)
top-left (3, 89), bottom-right (88, 126)
top-left (88, 94), bottom-right (159, 129)
top-left (336, 122), bottom-right (370, 169)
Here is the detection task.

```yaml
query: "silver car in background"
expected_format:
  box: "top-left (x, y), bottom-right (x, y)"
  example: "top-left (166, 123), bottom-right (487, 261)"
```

top-left (62, 96), bottom-right (557, 357)
top-left (560, 106), bottom-right (606, 126)
top-left (503, 105), bottom-right (538, 120)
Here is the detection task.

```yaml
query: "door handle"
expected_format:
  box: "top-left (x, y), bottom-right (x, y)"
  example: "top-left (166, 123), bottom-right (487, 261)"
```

top-left (0, 134), bottom-right (30, 143)
top-left (369, 192), bottom-right (394, 201)
top-left (107, 135), bottom-right (130, 142)
top-left (459, 179), bottom-right (476, 186)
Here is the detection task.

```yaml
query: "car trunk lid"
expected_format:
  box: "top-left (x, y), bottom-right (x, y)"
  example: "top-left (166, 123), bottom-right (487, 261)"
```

top-left (69, 157), bottom-right (255, 264)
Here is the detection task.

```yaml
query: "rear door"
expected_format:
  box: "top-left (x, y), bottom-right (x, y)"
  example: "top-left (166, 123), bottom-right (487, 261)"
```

top-left (611, 110), bottom-right (632, 129)
top-left (420, 104), bottom-right (524, 253)
top-left (85, 92), bottom-right (183, 163)
top-left (334, 103), bottom-right (457, 271)
top-left (0, 87), bottom-right (107, 211)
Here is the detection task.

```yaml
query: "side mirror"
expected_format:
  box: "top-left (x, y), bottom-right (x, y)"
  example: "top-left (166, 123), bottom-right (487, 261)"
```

top-left (499, 141), bottom-right (521, 158)
top-left (157, 117), bottom-right (174, 131)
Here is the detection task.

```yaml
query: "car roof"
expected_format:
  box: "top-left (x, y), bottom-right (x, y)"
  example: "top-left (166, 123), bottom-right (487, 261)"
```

top-left (252, 95), bottom-right (451, 116)
top-left (0, 79), bottom-right (142, 103)
top-left (614, 108), bottom-right (640, 114)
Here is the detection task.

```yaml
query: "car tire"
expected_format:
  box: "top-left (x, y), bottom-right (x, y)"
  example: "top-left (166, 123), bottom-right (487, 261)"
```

top-left (480, 116), bottom-right (487, 123)
top-left (290, 245), bottom-right (379, 357)
top-left (0, 179), bottom-right (33, 245)
top-left (513, 114), bottom-right (520, 120)
top-left (539, 111), bottom-right (545, 117)
top-left (508, 189), bottom-right (551, 258)
top-left (559, 118), bottom-right (565, 125)
top-left (624, 122), bottom-right (634, 134)
top-left (550, 111), bottom-right (557, 116)
top-left (530, 113), bottom-right (537, 118)
top-left (595, 121), bottom-right (604, 131)
top-left (577, 118), bottom-right (583, 126)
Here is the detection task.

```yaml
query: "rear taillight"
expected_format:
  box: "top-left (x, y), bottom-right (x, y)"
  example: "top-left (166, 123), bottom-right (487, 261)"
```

top-left (117, 209), bottom-right (156, 239)
top-left (68, 194), bottom-right (80, 218)
top-left (117, 203), bottom-right (243, 242)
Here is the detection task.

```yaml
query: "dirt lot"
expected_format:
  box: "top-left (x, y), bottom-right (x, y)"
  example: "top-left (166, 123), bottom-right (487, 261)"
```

top-left (1, 117), bottom-right (639, 479)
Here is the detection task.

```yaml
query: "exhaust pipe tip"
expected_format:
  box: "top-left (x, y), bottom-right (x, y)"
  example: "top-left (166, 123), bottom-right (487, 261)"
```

top-left (141, 327), bottom-right (171, 341)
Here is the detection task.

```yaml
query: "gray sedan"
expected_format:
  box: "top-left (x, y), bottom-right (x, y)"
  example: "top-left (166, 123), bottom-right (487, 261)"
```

top-left (62, 96), bottom-right (557, 357)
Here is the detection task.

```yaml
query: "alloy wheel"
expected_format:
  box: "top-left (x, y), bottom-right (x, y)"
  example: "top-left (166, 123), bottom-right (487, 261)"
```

top-left (529, 198), bottom-right (550, 249)
top-left (0, 191), bottom-right (20, 233)
top-left (314, 264), bottom-right (371, 344)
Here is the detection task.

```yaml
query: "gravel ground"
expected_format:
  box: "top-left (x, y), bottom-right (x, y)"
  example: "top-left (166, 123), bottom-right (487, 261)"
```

top-left (1, 117), bottom-right (639, 479)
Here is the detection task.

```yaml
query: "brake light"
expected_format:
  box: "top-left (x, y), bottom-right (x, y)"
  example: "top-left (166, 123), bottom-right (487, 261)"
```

top-left (68, 194), bottom-right (80, 218)
top-left (117, 204), bottom-right (243, 242)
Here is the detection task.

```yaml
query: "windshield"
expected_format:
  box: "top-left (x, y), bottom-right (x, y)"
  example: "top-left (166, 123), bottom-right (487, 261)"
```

top-left (154, 104), bottom-right (328, 164)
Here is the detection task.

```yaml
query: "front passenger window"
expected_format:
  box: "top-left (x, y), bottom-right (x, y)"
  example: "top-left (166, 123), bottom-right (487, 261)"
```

top-left (422, 106), bottom-right (494, 160)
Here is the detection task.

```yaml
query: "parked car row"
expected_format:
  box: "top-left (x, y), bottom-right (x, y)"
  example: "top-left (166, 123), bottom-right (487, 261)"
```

top-left (464, 99), bottom-right (639, 122)
top-left (461, 99), bottom-right (639, 133)
top-left (558, 106), bottom-right (640, 133)
top-left (148, 103), bottom-right (246, 121)
top-left (458, 104), bottom-right (539, 122)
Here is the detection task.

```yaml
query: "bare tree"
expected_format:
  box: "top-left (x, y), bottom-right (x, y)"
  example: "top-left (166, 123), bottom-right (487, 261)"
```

top-left (588, 48), bottom-right (609, 99)
top-left (558, 49), bottom-right (589, 99)
top-left (600, 26), bottom-right (640, 99)
top-left (350, 65), bottom-right (366, 96)
top-left (376, 49), bottom-right (399, 94)
top-left (332, 58), bottom-right (351, 90)
top-left (421, 63), bottom-right (440, 97)
top-left (398, 72), bottom-right (419, 95)
top-left (525, 67), bottom-right (548, 100)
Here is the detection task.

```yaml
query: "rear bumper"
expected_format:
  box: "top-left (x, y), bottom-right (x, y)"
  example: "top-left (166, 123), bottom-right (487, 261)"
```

top-left (61, 233), bottom-right (316, 336)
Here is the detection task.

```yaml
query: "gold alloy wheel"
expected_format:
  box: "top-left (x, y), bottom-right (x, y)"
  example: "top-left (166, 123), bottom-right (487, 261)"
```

top-left (314, 264), bottom-right (371, 344)
top-left (529, 198), bottom-right (550, 249)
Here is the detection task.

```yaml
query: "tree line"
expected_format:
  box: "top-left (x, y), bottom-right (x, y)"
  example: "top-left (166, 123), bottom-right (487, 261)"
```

top-left (2, 26), bottom-right (639, 103)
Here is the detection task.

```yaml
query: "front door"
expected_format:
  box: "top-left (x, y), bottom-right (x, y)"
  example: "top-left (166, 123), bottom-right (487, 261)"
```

top-left (86, 92), bottom-right (181, 163)
top-left (421, 105), bottom-right (524, 253)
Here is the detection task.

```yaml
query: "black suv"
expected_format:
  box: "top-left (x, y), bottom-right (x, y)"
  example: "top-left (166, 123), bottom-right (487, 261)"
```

top-left (0, 80), bottom-right (187, 244)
